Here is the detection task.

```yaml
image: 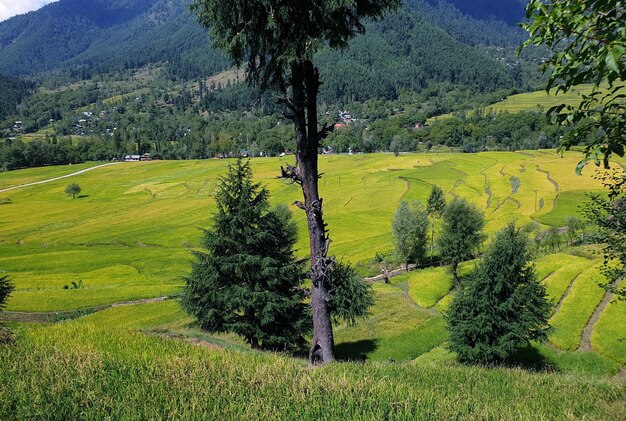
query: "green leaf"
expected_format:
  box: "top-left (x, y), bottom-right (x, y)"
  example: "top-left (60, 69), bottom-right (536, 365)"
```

top-left (605, 45), bottom-right (624, 74)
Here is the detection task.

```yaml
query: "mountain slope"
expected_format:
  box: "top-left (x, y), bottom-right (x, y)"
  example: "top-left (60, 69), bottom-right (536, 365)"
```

top-left (0, 0), bottom-right (229, 78)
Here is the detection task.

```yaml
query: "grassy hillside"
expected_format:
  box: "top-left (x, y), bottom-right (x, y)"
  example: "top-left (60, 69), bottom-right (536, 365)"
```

top-left (1, 152), bottom-right (624, 418)
top-left (1, 301), bottom-right (624, 420)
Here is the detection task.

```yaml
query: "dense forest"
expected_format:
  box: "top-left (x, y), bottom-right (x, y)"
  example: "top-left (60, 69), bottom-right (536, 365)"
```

top-left (0, 75), bottom-right (34, 121)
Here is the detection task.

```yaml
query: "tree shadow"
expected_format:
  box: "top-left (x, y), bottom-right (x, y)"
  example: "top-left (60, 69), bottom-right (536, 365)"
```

top-left (335, 339), bottom-right (378, 362)
top-left (76, 195), bottom-right (90, 199)
top-left (504, 345), bottom-right (556, 372)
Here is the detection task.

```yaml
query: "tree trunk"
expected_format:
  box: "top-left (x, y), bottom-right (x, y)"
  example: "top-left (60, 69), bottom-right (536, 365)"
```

top-left (289, 61), bottom-right (335, 365)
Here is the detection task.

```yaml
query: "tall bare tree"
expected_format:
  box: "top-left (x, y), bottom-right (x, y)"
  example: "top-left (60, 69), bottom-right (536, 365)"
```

top-left (191, 0), bottom-right (398, 364)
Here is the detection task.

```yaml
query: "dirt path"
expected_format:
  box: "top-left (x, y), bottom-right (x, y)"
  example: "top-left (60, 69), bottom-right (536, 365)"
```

top-left (551, 273), bottom-right (580, 316)
top-left (0, 296), bottom-right (170, 323)
top-left (0, 162), bottom-right (120, 193)
top-left (578, 290), bottom-right (614, 352)
top-left (365, 264), bottom-right (416, 283)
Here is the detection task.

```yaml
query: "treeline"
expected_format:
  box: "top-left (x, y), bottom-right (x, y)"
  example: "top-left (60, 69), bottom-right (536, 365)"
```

top-left (325, 110), bottom-right (566, 153)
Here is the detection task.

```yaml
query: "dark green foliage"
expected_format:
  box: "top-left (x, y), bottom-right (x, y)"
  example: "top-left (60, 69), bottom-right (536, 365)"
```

top-left (0, 276), bottom-right (14, 312)
top-left (64, 183), bottom-right (81, 199)
top-left (181, 159), bottom-right (308, 352)
top-left (0, 74), bottom-right (33, 120)
top-left (447, 224), bottom-right (551, 365)
top-left (392, 201), bottom-right (430, 267)
top-left (522, 0), bottom-right (626, 170)
top-left (437, 198), bottom-right (485, 286)
top-left (191, 0), bottom-right (400, 90)
top-left (427, 185), bottom-right (446, 218)
top-left (328, 260), bottom-right (374, 326)
top-left (583, 168), bottom-right (626, 299)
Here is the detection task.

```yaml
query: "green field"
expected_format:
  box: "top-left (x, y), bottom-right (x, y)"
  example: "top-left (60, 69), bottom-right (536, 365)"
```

top-left (0, 152), bottom-right (609, 312)
top-left (1, 152), bottom-right (624, 418)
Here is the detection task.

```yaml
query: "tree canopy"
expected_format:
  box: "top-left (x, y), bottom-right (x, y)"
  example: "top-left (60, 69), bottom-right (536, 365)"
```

top-left (522, 0), bottom-right (626, 171)
top-left (437, 198), bottom-right (485, 287)
top-left (392, 200), bottom-right (430, 268)
top-left (191, 0), bottom-right (400, 90)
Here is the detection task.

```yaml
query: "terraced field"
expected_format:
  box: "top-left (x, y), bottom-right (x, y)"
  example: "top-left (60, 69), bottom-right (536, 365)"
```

top-left (0, 152), bottom-right (623, 368)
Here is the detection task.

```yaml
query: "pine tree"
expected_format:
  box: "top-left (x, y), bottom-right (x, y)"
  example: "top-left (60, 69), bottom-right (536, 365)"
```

top-left (447, 224), bottom-right (551, 365)
top-left (0, 276), bottom-right (13, 312)
top-left (182, 159), bottom-right (308, 352)
top-left (0, 276), bottom-right (15, 345)
top-left (437, 198), bottom-right (485, 287)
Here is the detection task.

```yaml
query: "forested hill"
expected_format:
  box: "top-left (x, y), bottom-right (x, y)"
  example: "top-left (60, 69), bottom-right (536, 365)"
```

top-left (0, 0), bottom-right (528, 93)
top-left (426, 0), bottom-right (527, 26)
top-left (0, 75), bottom-right (34, 120)
top-left (0, 0), bottom-right (229, 79)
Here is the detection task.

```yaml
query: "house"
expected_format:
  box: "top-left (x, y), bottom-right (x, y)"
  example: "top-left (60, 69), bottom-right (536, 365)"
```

top-left (124, 155), bottom-right (141, 162)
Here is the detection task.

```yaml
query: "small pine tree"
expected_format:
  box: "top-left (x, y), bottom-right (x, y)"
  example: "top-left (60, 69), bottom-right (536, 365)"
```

top-left (0, 276), bottom-right (14, 312)
top-left (392, 200), bottom-right (429, 269)
top-left (447, 224), bottom-right (551, 365)
top-left (65, 183), bottom-right (81, 199)
top-left (437, 198), bottom-right (485, 287)
top-left (182, 159), bottom-right (308, 352)
top-left (0, 276), bottom-right (15, 345)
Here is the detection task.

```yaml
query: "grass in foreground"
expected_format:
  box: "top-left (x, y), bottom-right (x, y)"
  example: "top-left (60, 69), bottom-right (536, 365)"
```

top-left (0, 301), bottom-right (623, 420)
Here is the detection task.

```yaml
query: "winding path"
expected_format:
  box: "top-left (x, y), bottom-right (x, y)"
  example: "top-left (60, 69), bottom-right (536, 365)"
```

top-left (0, 296), bottom-right (170, 323)
top-left (578, 290), bottom-right (614, 352)
top-left (0, 162), bottom-right (120, 193)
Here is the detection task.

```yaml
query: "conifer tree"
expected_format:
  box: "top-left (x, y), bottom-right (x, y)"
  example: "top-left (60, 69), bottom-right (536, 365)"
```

top-left (437, 198), bottom-right (485, 287)
top-left (447, 224), bottom-right (551, 365)
top-left (0, 276), bottom-right (13, 312)
top-left (182, 159), bottom-right (308, 352)
top-left (0, 275), bottom-right (15, 345)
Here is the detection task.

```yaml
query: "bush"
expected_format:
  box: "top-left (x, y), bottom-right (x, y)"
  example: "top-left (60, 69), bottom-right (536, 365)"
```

top-left (65, 183), bottom-right (81, 199)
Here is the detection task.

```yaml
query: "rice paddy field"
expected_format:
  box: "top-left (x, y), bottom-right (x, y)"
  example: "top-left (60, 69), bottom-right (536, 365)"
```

top-left (1, 151), bottom-right (624, 419)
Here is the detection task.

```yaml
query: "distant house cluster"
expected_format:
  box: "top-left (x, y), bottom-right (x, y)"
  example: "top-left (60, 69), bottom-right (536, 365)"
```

top-left (123, 154), bottom-right (151, 162)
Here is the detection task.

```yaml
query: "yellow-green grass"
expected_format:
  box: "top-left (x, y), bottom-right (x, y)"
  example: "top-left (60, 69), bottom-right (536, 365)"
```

top-left (1, 301), bottom-right (624, 420)
top-left (592, 293), bottom-right (626, 364)
top-left (548, 265), bottom-right (606, 351)
top-left (537, 190), bottom-right (602, 226)
top-left (0, 152), bottom-right (611, 312)
top-left (403, 267), bottom-right (452, 308)
top-left (534, 253), bottom-right (596, 304)
top-left (487, 85), bottom-right (598, 114)
top-left (334, 283), bottom-right (446, 361)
